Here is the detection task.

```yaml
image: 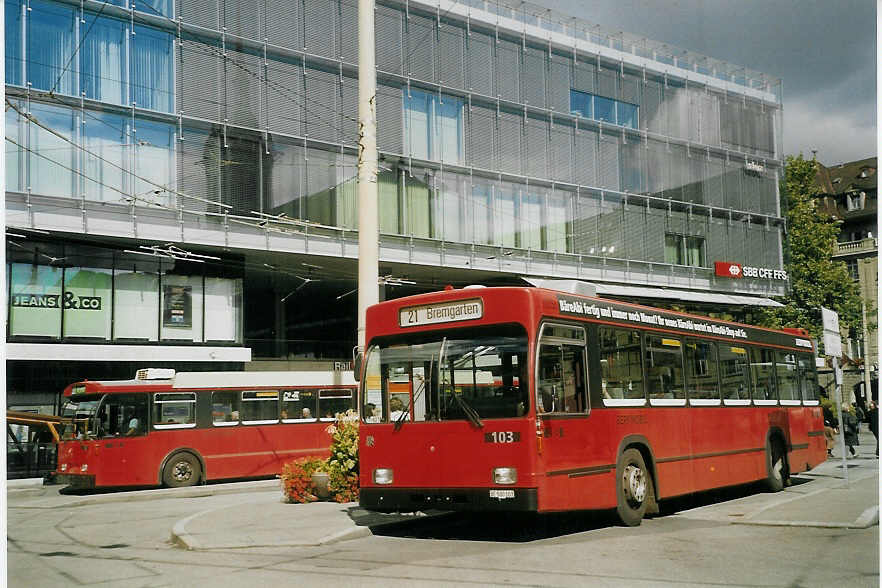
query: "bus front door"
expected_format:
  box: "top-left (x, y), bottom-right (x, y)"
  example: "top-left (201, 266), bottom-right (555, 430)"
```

top-left (536, 332), bottom-right (598, 511)
top-left (95, 394), bottom-right (150, 486)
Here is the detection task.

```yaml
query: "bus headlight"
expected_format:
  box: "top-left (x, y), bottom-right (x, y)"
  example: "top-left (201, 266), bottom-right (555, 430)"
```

top-left (60, 463), bottom-right (68, 472)
top-left (493, 467), bottom-right (517, 485)
top-left (373, 468), bottom-right (394, 485)
top-left (81, 464), bottom-right (88, 472)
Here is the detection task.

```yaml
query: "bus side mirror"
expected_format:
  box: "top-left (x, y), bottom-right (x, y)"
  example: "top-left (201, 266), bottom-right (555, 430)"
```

top-left (353, 347), bottom-right (363, 382)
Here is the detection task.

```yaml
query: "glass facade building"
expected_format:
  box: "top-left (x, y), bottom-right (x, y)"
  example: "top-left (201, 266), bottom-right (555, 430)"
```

top-left (5, 0), bottom-right (787, 409)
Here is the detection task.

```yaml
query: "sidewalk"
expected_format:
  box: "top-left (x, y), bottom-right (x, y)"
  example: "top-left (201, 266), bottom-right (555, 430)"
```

top-left (171, 492), bottom-right (373, 549)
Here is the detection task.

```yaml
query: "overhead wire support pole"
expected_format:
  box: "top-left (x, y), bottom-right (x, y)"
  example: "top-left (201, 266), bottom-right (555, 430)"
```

top-left (357, 0), bottom-right (379, 354)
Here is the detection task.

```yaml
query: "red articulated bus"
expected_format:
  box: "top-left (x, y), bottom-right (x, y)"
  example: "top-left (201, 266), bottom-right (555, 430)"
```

top-left (358, 286), bottom-right (826, 526)
top-left (55, 369), bottom-right (356, 489)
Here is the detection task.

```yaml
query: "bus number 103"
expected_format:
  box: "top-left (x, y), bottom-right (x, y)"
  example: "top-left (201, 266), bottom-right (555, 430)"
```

top-left (485, 431), bottom-right (520, 443)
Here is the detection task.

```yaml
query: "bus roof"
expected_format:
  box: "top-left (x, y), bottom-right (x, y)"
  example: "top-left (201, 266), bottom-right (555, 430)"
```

top-left (64, 371), bottom-right (356, 396)
top-left (366, 286), bottom-right (815, 352)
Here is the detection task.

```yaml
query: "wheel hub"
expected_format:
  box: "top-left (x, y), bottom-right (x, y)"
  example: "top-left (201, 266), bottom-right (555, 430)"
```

top-left (173, 462), bottom-right (193, 482)
top-left (622, 464), bottom-right (646, 505)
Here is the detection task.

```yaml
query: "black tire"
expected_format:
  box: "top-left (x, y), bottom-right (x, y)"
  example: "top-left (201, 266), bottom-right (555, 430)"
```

top-left (616, 448), bottom-right (651, 527)
top-left (162, 452), bottom-right (201, 488)
top-left (764, 438), bottom-right (788, 492)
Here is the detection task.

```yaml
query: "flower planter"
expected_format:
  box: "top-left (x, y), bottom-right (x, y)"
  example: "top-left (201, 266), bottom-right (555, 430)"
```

top-left (311, 471), bottom-right (330, 499)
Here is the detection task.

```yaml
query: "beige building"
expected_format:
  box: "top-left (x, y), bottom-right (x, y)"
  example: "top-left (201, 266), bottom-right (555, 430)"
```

top-left (815, 157), bottom-right (878, 405)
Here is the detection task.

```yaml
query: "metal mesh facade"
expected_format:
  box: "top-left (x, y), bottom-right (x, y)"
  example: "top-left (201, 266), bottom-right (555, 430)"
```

top-left (5, 0), bottom-right (786, 283)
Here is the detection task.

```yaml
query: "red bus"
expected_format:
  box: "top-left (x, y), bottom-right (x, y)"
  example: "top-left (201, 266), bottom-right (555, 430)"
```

top-left (358, 286), bottom-right (826, 525)
top-left (55, 369), bottom-right (356, 489)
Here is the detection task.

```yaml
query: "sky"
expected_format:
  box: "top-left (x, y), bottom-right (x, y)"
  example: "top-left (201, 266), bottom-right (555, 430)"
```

top-left (532, 0), bottom-right (877, 166)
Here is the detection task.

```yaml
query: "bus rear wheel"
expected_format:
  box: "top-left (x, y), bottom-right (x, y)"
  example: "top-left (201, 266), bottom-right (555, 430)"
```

top-left (163, 453), bottom-right (201, 488)
top-left (616, 448), bottom-right (650, 527)
top-left (765, 438), bottom-right (788, 492)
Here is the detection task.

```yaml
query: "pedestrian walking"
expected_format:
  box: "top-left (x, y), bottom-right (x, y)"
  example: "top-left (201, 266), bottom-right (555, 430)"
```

top-left (868, 400), bottom-right (879, 458)
top-left (853, 402), bottom-right (865, 432)
top-left (841, 404), bottom-right (860, 457)
top-left (822, 403), bottom-right (838, 457)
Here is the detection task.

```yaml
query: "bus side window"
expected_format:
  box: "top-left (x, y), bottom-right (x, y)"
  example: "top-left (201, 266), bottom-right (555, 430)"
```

top-left (153, 393), bottom-right (197, 428)
top-left (750, 348), bottom-right (777, 403)
top-left (646, 335), bottom-right (685, 405)
top-left (281, 389), bottom-right (316, 421)
top-left (319, 388), bottom-right (353, 420)
top-left (212, 390), bottom-right (241, 425)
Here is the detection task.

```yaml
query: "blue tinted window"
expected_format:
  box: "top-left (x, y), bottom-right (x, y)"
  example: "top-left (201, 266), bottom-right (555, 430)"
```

top-left (132, 25), bottom-right (174, 112)
top-left (6, 0), bottom-right (23, 85)
top-left (80, 15), bottom-right (127, 105)
top-left (594, 96), bottom-right (615, 123)
top-left (569, 90), bottom-right (592, 118)
top-left (27, 0), bottom-right (77, 95)
top-left (28, 102), bottom-right (77, 197)
top-left (617, 102), bottom-right (638, 129)
top-left (138, 0), bottom-right (173, 18)
top-left (404, 90), bottom-right (463, 164)
top-left (570, 89), bottom-right (639, 130)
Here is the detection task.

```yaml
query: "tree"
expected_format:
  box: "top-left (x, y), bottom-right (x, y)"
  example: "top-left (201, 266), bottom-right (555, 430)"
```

top-left (755, 154), bottom-right (863, 350)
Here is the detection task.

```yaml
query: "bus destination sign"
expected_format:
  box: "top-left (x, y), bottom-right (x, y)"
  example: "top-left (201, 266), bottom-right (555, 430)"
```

top-left (399, 298), bottom-right (483, 328)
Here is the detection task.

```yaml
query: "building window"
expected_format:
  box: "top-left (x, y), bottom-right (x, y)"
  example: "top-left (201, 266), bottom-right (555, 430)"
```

top-left (21, 3), bottom-right (174, 113)
top-left (404, 89), bottom-right (463, 164)
top-left (846, 191), bottom-right (866, 211)
top-left (6, 0), bottom-right (24, 86)
top-left (664, 233), bottom-right (705, 267)
top-left (570, 89), bottom-right (638, 129)
top-left (846, 259), bottom-right (859, 281)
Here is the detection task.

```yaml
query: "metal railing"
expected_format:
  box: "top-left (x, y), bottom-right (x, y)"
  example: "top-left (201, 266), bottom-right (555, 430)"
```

top-left (7, 442), bottom-right (57, 480)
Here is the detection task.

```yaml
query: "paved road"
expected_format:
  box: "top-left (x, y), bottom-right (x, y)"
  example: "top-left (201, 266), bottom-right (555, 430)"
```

top-left (7, 436), bottom-right (879, 587)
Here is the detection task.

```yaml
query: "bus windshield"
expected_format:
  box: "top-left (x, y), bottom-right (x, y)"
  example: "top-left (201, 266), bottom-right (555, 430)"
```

top-left (361, 325), bottom-right (529, 424)
top-left (61, 393), bottom-right (149, 439)
top-left (61, 395), bottom-right (103, 438)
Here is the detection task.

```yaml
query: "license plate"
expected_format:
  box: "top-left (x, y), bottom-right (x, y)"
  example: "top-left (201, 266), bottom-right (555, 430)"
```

top-left (489, 489), bottom-right (515, 499)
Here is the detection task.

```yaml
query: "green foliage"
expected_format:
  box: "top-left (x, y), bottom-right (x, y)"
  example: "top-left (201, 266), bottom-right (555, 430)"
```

top-left (755, 154), bottom-right (864, 349)
top-left (325, 409), bottom-right (360, 503)
top-left (281, 410), bottom-right (360, 504)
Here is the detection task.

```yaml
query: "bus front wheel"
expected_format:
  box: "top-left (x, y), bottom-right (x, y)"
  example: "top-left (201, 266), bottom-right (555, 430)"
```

top-left (163, 452), bottom-right (201, 488)
top-left (616, 448), bottom-right (651, 527)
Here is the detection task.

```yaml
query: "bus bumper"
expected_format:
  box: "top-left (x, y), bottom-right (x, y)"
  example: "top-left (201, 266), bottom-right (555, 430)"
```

top-left (55, 473), bottom-right (96, 489)
top-left (360, 487), bottom-right (538, 512)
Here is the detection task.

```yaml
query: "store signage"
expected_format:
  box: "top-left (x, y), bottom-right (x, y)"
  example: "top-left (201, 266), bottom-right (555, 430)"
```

top-left (163, 285), bottom-right (193, 327)
top-left (714, 261), bottom-right (787, 281)
top-left (715, 261), bottom-right (743, 278)
top-left (399, 298), bottom-right (483, 327)
top-left (11, 292), bottom-right (102, 310)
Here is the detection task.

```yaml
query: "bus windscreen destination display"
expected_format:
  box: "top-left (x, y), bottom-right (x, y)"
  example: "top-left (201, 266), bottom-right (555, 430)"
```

top-left (399, 298), bottom-right (483, 327)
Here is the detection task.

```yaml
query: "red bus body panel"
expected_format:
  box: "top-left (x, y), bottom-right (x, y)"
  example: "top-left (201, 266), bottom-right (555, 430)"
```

top-left (359, 287), bottom-right (827, 513)
top-left (56, 379), bottom-right (354, 488)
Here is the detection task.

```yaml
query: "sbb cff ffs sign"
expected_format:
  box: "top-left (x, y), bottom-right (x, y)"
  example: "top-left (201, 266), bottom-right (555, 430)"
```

top-left (714, 261), bottom-right (788, 281)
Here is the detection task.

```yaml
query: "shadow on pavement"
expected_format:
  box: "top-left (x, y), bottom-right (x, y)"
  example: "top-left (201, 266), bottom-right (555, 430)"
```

top-left (352, 508), bottom-right (621, 542)
top-left (353, 478), bottom-right (820, 541)
top-left (57, 475), bottom-right (277, 496)
top-left (656, 477), bottom-right (813, 516)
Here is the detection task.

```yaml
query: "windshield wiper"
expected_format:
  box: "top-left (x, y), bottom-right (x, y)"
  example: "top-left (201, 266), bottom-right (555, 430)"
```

top-left (453, 392), bottom-right (483, 428)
